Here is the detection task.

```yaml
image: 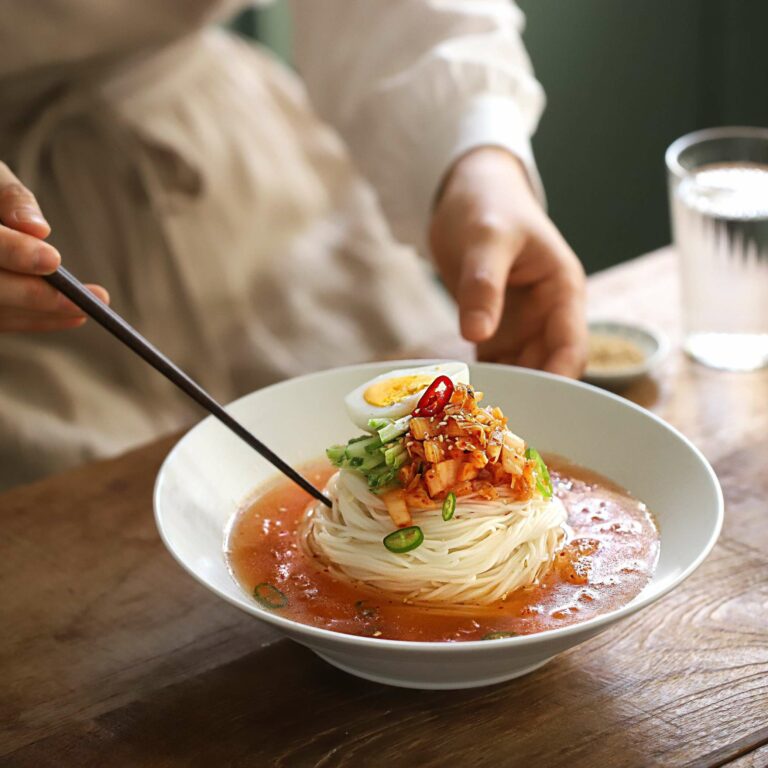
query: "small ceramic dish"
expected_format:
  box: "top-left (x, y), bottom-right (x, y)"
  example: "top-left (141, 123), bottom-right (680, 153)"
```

top-left (154, 361), bottom-right (721, 690)
top-left (583, 320), bottom-right (670, 389)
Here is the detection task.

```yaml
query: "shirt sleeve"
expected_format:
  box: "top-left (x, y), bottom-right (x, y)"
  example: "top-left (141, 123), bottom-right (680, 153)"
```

top-left (0, 1), bottom-right (246, 79)
top-left (290, 0), bottom-right (546, 254)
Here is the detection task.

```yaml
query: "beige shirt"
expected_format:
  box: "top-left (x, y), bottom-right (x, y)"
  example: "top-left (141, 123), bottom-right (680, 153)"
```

top-left (0, 1), bottom-right (543, 489)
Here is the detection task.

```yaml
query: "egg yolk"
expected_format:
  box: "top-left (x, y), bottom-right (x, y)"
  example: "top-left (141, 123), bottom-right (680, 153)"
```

top-left (363, 374), bottom-right (436, 408)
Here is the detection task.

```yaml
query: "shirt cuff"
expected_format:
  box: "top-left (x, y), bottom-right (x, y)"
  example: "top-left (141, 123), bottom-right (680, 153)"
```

top-left (413, 94), bottom-right (545, 253)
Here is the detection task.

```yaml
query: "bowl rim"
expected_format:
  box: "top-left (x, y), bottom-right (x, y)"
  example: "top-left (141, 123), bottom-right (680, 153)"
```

top-left (154, 360), bottom-right (723, 654)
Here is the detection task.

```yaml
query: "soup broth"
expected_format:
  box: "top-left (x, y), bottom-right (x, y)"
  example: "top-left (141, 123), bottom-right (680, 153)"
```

top-left (227, 457), bottom-right (659, 642)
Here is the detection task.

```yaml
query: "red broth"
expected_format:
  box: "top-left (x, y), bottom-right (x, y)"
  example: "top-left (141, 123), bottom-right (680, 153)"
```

top-left (227, 457), bottom-right (659, 641)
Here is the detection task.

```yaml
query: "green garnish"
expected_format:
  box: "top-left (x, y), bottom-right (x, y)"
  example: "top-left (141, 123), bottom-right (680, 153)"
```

top-left (384, 443), bottom-right (408, 467)
top-left (345, 435), bottom-right (382, 461)
top-left (367, 465), bottom-right (397, 490)
top-left (253, 583), bottom-right (288, 609)
top-left (325, 444), bottom-right (347, 463)
top-left (481, 631), bottom-right (518, 640)
top-left (359, 451), bottom-right (386, 471)
top-left (326, 420), bottom-right (413, 492)
top-left (383, 525), bottom-right (424, 553)
top-left (377, 415), bottom-right (412, 444)
top-left (442, 491), bottom-right (457, 521)
top-left (354, 599), bottom-right (379, 618)
top-left (525, 446), bottom-right (553, 499)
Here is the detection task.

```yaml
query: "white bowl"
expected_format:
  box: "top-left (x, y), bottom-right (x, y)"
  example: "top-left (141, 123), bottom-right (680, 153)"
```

top-left (154, 362), bottom-right (723, 690)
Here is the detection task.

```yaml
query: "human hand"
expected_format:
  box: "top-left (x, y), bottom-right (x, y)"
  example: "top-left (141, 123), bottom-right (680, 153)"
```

top-left (0, 162), bottom-right (108, 332)
top-left (429, 147), bottom-right (587, 378)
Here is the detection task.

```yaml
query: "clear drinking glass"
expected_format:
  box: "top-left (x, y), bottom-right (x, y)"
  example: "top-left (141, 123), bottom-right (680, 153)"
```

top-left (666, 127), bottom-right (768, 370)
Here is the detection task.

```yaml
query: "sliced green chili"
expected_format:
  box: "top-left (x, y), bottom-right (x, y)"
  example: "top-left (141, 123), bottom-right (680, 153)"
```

top-left (525, 446), bottom-right (553, 499)
top-left (442, 491), bottom-right (457, 521)
top-left (383, 525), bottom-right (424, 553)
top-left (253, 582), bottom-right (288, 609)
top-left (481, 631), bottom-right (518, 640)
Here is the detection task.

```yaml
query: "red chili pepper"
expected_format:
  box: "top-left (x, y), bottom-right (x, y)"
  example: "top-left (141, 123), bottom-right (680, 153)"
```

top-left (413, 375), bottom-right (454, 417)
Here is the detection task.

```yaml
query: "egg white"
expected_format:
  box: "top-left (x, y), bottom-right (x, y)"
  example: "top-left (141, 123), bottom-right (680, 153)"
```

top-left (345, 362), bottom-right (470, 432)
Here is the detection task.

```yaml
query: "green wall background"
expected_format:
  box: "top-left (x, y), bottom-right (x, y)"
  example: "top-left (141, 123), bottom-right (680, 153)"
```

top-left (233, 1), bottom-right (768, 273)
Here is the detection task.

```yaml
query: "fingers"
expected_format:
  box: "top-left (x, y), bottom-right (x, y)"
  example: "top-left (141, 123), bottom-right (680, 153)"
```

top-left (474, 224), bottom-right (587, 377)
top-left (541, 288), bottom-right (588, 378)
top-left (82, 283), bottom-right (110, 305)
top-left (456, 225), bottom-right (524, 343)
top-left (0, 276), bottom-right (109, 329)
top-left (543, 345), bottom-right (586, 378)
top-left (515, 339), bottom-right (546, 371)
top-left (0, 271), bottom-right (82, 314)
top-left (0, 307), bottom-right (87, 333)
top-left (543, 327), bottom-right (588, 378)
top-left (519, 223), bottom-right (587, 379)
top-left (0, 163), bottom-right (60, 278)
top-left (0, 163), bottom-right (111, 334)
top-left (0, 224), bottom-right (60, 275)
top-left (0, 162), bottom-right (50, 238)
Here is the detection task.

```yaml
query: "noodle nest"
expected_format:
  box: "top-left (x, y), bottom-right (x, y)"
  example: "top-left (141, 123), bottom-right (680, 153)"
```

top-left (303, 470), bottom-right (567, 605)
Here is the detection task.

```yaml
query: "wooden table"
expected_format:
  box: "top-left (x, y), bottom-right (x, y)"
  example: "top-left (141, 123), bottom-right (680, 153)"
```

top-left (2, 249), bottom-right (767, 768)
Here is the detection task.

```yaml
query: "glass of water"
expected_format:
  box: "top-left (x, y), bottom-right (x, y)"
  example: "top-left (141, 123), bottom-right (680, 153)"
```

top-left (666, 127), bottom-right (768, 371)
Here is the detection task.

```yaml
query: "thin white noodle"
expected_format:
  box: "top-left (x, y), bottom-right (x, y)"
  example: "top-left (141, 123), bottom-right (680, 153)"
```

top-left (302, 470), bottom-right (568, 605)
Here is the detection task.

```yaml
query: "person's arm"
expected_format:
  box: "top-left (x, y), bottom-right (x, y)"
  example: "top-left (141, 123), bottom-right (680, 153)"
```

top-left (290, 0), bottom-right (544, 252)
top-left (291, 0), bottom-right (586, 377)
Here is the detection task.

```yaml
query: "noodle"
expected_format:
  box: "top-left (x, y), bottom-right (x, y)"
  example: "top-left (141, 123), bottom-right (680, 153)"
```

top-left (303, 470), bottom-right (567, 605)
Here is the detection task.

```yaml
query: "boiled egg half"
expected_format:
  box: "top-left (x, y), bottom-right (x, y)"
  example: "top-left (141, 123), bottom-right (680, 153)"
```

top-left (345, 362), bottom-right (470, 432)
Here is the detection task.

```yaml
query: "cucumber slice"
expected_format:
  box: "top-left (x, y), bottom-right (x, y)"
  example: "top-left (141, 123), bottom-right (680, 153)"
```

top-left (364, 437), bottom-right (384, 454)
top-left (367, 465), bottom-right (396, 490)
top-left (359, 451), bottom-right (386, 472)
top-left (345, 435), bottom-right (382, 460)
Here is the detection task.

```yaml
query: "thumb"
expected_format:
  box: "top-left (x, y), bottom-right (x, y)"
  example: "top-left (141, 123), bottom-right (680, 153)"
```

top-left (0, 163), bottom-right (50, 239)
top-left (456, 235), bottom-right (519, 342)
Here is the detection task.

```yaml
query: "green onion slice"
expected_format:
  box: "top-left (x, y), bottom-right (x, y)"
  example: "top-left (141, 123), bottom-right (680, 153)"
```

top-left (325, 444), bottom-right (347, 465)
top-left (354, 599), bottom-right (379, 618)
top-left (525, 446), bottom-right (553, 499)
top-left (481, 631), bottom-right (518, 640)
top-left (253, 582), bottom-right (288, 609)
top-left (442, 491), bottom-right (457, 521)
top-left (383, 525), bottom-right (424, 553)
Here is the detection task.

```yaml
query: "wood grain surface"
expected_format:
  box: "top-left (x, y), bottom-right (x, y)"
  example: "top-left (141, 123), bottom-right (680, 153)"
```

top-left (1, 249), bottom-right (767, 767)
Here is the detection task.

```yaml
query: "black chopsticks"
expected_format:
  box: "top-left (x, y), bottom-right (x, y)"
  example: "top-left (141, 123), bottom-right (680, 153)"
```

top-left (44, 267), bottom-right (332, 508)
